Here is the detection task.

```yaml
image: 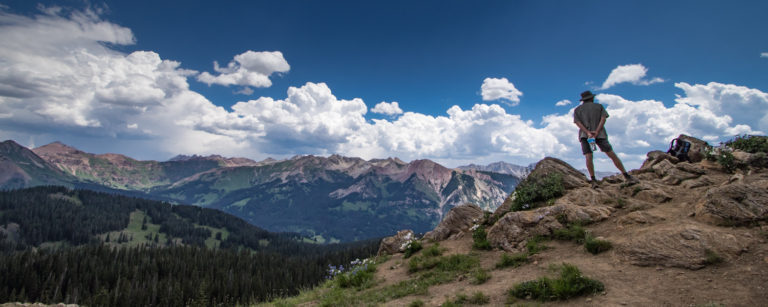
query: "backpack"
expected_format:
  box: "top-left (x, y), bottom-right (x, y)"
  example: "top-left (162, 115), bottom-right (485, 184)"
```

top-left (667, 137), bottom-right (691, 162)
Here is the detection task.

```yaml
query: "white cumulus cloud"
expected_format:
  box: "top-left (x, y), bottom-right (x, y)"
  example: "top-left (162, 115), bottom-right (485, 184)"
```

top-left (196, 50), bottom-right (289, 91)
top-left (2, 6), bottom-right (768, 172)
top-left (371, 101), bottom-right (403, 116)
top-left (480, 77), bottom-right (523, 106)
top-left (761, 52), bottom-right (768, 58)
top-left (600, 64), bottom-right (664, 90)
top-left (555, 99), bottom-right (572, 106)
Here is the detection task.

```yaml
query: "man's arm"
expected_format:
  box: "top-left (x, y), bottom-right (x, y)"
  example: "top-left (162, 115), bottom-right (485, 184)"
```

top-left (574, 121), bottom-right (594, 138)
top-left (593, 115), bottom-right (607, 137)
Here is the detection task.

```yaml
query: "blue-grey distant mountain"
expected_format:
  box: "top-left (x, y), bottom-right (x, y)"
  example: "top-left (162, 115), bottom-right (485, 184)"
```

top-left (457, 161), bottom-right (533, 178)
top-left (0, 140), bottom-right (526, 243)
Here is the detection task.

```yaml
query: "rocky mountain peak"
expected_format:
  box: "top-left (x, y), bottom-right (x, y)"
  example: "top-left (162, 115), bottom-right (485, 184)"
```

top-left (33, 141), bottom-right (84, 156)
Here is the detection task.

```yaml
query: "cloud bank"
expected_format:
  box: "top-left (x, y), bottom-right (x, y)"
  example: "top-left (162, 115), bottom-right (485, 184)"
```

top-left (1, 7), bottom-right (767, 171)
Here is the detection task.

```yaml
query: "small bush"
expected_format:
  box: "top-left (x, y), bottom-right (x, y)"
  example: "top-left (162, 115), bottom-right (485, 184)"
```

top-left (725, 134), bottom-right (768, 154)
top-left (553, 224), bottom-right (587, 243)
top-left (511, 173), bottom-right (565, 212)
top-left (403, 240), bottom-right (422, 258)
top-left (468, 291), bottom-right (491, 304)
top-left (704, 249), bottom-right (723, 265)
top-left (496, 252), bottom-right (530, 269)
top-left (408, 300), bottom-right (425, 307)
top-left (615, 198), bottom-right (626, 209)
top-left (472, 226), bottom-right (493, 250)
top-left (509, 263), bottom-right (604, 301)
top-left (422, 243), bottom-right (443, 257)
top-left (470, 268), bottom-right (491, 285)
top-left (584, 236), bottom-right (612, 255)
top-left (409, 254), bottom-right (479, 274)
top-left (716, 150), bottom-right (737, 173)
top-left (526, 236), bottom-right (549, 255)
top-left (334, 261), bottom-right (377, 289)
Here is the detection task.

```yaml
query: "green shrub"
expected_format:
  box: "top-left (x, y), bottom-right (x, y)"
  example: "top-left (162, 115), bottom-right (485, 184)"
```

top-left (511, 173), bottom-right (565, 212)
top-left (334, 261), bottom-right (378, 290)
top-left (408, 300), bottom-right (425, 307)
top-left (553, 224), bottom-right (586, 243)
top-left (496, 252), bottom-right (530, 268)
top-left (470, 268), bottom-right (491, 285)
top-left (704, 249), bottom-right (723, 265)
top-left (584, 236), bottom-right (612, 255)
top-left (509, 263), bottom-right (604, 301)
top-left (403, 240), bottom-right (422, 258)
top-left (472, 226), bottom-right (493, 250)
top-left (725, 134), bottom-right (768, 153)
top-left (716, 150), bottom-right (737, 173)
top-left (422, 243), bottom-right (443, 257)
top-left (468, 291), bottom-right (491, 304)
top-left (526, 236), bottom-right (549, 255)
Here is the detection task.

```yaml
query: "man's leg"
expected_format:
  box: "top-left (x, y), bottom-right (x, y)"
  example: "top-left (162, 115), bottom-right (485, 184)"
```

top-left (604, 150), bottom-right (627, 174)
top-left (585, 153), bottom-right (595, 178)
top-left (605, 150), bottom-right (639, 184)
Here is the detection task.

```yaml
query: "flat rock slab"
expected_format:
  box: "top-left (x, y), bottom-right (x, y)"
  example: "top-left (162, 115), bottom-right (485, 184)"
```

top-left (617, 224), bottom-right (749, 270)
top-left (694, 182), bottom-right (768, 226)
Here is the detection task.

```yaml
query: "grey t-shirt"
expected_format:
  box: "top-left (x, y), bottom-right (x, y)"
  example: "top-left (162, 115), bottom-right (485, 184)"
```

top-left (573, 102), bottom-right (609, 139)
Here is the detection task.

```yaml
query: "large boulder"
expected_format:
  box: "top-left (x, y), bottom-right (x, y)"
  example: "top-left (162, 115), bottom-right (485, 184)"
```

top-left (377, 229), bottom-right (415, 256)
top-left (640, 150), bottom-right (679, 170)
top-left (487, 203), bottom-right (612, 252)
top-left (616, 224), bottom-right (749, 269)
top-left (423, 203), bottom-right (484, 241)
top-left (693, 183), bottom-right (768, 226)
top-left (676, 134), bottom-right (711, 163)
top-left (491, 157), bottom-right (588, 222)
top-left (527, 157), bottom-right (589, 190)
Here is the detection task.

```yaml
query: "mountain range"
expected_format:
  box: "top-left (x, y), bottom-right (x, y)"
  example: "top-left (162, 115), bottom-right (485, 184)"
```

top-left (0, 140), bottom-right (529, 242)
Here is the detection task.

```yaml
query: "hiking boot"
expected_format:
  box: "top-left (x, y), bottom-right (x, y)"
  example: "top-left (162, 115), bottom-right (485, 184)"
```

top-left (590, 180), bottom-right (599, 189)
top-left (624, 175), bottom-right (639, 185)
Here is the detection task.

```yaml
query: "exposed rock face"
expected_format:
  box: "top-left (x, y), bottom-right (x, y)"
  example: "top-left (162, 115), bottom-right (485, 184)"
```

top-left (676, 134), bottom-right (710, 163)
top-left (527, 157), bottom-right (589, 190)
top-left (616, 224), bottom-right (749, 269)
top-left (377, 229), bottom-right (415, 256)
top-left (423, 203), bottom-right (484, 241)
top-left (694, 183), bottom-right (768, 226)
top-left (487, 203), bottom-right (612, 252)
top-left (640, 150), bottom-right (679, 170)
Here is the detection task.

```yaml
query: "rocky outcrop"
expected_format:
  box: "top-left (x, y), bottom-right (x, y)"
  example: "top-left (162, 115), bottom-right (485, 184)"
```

top-left (423, 203), bottom-right (484, 241)
top-left (693, 183), bottom-right (768, 226)
top-left (377, 229), bottom-right (415, 256)
top-left (487, 203), bottom-right (612, 252)
top-left (526, 157), bottom-right (589, 190)
top-left (616, 224), bottom-right (749, 269)
top-left (676, 134), bottom-right (710, 163)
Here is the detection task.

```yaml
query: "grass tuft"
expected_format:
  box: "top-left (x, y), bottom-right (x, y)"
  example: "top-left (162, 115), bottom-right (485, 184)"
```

top-left (403, 240), bottom-right (422, 258)
top-left (472, 225), bottom-right (493, 250)
top-left (496, 252), bottom-right (530, 269)
top-left (704, 249), bottom-right (723, 265)
top-left (509, 263), bottom-right (604, 301)
top-left (470, 268), bottom-right (491, 285)
top-left (584, 236), bottom-right (612, 255)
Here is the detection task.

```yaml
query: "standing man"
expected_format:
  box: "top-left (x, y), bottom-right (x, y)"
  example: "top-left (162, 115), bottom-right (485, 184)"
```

top-left (573, 91), bottom-right (638, 188)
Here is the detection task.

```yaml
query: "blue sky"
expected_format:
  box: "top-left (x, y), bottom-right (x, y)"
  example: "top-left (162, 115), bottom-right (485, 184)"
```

top-left (1, 0), bottom-right (767, 171)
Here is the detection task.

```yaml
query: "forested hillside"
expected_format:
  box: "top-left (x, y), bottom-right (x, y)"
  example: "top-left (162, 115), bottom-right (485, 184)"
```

top-left (0, 186), bottom-right (379, 306)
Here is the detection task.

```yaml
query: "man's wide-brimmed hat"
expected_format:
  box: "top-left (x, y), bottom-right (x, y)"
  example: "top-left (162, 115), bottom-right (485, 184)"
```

top-left (579, 90), bottom-right (595, 101)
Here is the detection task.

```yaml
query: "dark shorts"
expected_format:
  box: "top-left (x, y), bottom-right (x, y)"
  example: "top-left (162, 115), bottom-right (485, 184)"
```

top-left (580, 138), bottom-right (613, 155)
